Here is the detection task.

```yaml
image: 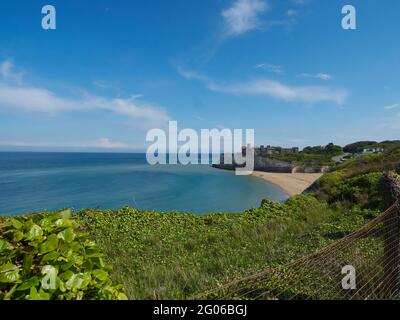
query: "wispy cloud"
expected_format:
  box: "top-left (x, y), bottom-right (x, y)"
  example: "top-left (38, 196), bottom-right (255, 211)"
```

top-left (93, 80), bottom-right (115, 90)
top-left (255, 63), bottom-right (284, 74)
top-left (208, 79), bottom-right (346, 104)
top-left (222, 0), bottom-right (268, 36)
top-left (384, 103), bottom-right (400, 110)
top-left (0, 59), bottom-right (24, 84)
top-left (0, 60), bottom-right (170, 128)
top-left (291, 0), bottom-right (307, 5)
top-left (95, 138), bottom-right (127, 148)
top-left (285, 9), bottom-right (298, 17)
top-left (0, 138), bottom-right (130, 150)
top-left (178, 67), bottom-right (347, 104)
top-left (176, 66), bottom-right (210, 82)
top-left (298, 73), bottom-right (333, 81)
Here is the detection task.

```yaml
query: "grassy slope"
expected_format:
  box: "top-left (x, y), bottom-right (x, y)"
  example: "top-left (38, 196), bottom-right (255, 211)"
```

top-left (77, 197), bottom-right (377, 299)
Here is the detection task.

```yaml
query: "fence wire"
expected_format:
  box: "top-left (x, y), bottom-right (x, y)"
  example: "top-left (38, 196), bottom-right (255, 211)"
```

top-left (194, 201), bottom-right (400, 300)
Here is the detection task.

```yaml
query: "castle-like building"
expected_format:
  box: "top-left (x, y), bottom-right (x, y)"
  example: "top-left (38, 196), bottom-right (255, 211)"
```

top-left (242, 145), bottom-right (299, 157)
top-left (215, 144), bottom-right (327, 173)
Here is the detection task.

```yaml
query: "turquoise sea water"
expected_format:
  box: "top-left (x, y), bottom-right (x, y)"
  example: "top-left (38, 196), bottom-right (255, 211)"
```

top-left (0, 152), bottom-right (287, 215)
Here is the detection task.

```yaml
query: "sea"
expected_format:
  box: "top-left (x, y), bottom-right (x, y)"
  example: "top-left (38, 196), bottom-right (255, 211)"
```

top-left (0, 152), bottom-right (288, 215)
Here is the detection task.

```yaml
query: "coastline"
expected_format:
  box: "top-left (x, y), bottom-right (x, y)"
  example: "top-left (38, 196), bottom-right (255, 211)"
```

top-left (251, 171), bottom-right (322, 196)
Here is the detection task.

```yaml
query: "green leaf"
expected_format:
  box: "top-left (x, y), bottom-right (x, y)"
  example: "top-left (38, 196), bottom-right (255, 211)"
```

top-left (22, 254), bottom-right (33, 274)
top-left (39, 234), bottom-right (59, 254)
top-left (56, 277), bottom-right (66, 292)
top-left (0, 263), bottom-right (17, 272)
top-left (0, 239), bottom-right (10, 253)
top-left (60, 261), bottom-right (74, 271)
top-left (59, 270), bottom-right (74, 281)
top-left (57, 228), bottom-right (75, 243)
top-left (10, 219), bottom-right (23, 230)
top-left (66, 273), bottom-right (91, 291)
top-left (13, 230), bottom-right (24, 242)
top-left (16, 276), bottom-right (39, 291)
top-left (58, 209), bottom-right (72, 219)
top-left (55, 218), bottom-right (73, 229)
top-left (91, 257), bottom-right (105, 268)
top-left (26, 224), bottom-right (43, 240)
top-left (92, 269), bottom-right (109, 282)
top-left (41, 251), bottom-right (59, 263)
top-left (0, 263), bottom-right (20, 283)
top-left (28, 287), bottom-right (50, 300)
top-left (117, 293), bottom-right (129, 300)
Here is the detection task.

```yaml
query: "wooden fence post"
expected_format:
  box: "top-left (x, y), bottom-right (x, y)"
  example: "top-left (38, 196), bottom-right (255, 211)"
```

top-left (379, 172), bottom-right (400, 298)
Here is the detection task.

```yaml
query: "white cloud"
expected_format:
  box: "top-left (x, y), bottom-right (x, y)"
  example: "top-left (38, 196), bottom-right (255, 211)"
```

top-left (286, 9), bottom-right (298, 17)
top-left (255, 63), bottom-right (284, 74)
top-left (178, 67), bottom-right (347, 104)
top-left (298, 73), bottom-right (333, 81)
top-left (0, 138), bottom-right (130, 150)
top-left (384, 103), bottom-right (400, 110)
top-left (208, 79), bottom-right (347, 104)
top-left (222, 0), bottom-right (268, 36)
top-left (0, 60), bottom-right (170, 128)
top-left (95, 138), bottom-right (127, 148)
top-left (93, 80), bottom-right (114, 89)
top-left (0, 59), bottom-right (24, 83)
top-left (292, 0), bottom-right (306, 5)
top-left (176, 66), bottom-right (210, 82)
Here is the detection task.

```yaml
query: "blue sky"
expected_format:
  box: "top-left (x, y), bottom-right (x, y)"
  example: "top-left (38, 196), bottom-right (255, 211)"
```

top-left (0, 0), bottom-right (399, 152)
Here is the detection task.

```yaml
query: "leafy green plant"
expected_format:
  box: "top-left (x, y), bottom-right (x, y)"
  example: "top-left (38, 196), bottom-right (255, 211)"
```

top-left (0, 209), bottom-right (127, 300)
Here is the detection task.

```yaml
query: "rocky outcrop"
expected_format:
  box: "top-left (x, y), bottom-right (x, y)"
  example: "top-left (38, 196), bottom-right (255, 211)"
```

top-left (253, 156), bottom-right (293, 173)
top-left (213, 153), bottom-right (330, 174)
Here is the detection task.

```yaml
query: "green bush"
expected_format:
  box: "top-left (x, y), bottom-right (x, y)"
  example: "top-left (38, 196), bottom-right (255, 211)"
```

top-left (334, 152), bottom-right (400, 178)
top-left (313, 172), bottom-right (383, 210)
top-left (0, 209), bottom-right (127, 300)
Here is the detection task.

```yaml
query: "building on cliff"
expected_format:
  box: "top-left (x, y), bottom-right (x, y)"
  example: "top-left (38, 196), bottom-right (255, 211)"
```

top-left (242, 145), bottom-right (299, 157)
top-left (214, 145), bottom-right (327, 174)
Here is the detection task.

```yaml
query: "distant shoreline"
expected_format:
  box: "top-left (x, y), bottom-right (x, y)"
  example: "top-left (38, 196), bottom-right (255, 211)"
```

top-left (251, 171), bottom-right (323, 196)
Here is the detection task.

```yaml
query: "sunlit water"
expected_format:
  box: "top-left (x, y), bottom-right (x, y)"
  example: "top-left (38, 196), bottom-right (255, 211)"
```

top-left (0, 152), bottom-right (287, 215)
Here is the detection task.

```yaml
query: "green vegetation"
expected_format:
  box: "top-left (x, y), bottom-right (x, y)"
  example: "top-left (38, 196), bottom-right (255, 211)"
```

top-left (273, 143), bottom-right (343, 166)
top-left (77, 197), bottom-right (376, 299)
top-left (311, 152), bottom-right (400, 210)
top-left (1, 148), bottom-right (400, 300)
top-left (343, 140), bottom-right (400, 153)
top-left (343, 141), bottom-right (378, 153)
top-left (302, 143), bottom-right (343, 155)
top-left (0, 209), bottom-right (127, 300)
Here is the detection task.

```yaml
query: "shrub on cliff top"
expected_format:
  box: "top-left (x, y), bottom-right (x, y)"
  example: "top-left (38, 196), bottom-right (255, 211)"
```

top-left (0, 209), bottom-right (127, 300)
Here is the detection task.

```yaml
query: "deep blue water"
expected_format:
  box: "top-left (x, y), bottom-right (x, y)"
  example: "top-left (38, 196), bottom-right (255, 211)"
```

top-left (0, 152), bottom-right (287, 215)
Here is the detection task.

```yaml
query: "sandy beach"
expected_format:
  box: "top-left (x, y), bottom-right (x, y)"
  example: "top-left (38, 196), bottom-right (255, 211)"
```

top-left (251, 172), bottom-right (322, 196)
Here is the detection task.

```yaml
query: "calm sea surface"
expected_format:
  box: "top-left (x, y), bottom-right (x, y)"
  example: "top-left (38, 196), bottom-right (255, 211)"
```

top-left (0, 152), bottom-right (287, 215)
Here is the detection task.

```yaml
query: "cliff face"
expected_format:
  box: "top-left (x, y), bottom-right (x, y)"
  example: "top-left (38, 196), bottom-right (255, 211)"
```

top-left (253, 156), bottom-right (293, 173)
top-left (213, 154), bottom-right (293, 173)
top-left (213, 154), bottom-right (329, 174)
